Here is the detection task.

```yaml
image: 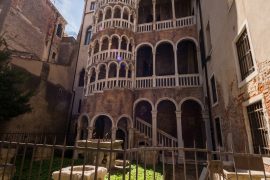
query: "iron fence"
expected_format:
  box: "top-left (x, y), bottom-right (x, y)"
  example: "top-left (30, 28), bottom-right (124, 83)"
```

top-left (0, 133), bottom-right (270, 180)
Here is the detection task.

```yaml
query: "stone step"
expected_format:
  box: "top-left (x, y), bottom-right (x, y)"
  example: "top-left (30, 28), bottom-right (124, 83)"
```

top-left (115, 159), bottom-right (130, 167)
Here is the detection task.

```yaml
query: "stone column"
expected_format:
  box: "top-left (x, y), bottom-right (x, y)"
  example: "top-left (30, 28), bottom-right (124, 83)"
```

top-left (174, 46), bottom-right (179, 86)
top-left (128, 128), bottom-right (134, 148)
top-left (153, 51), bottom-right (156, 87)
top-left (175, 111), bottom-right (184, 147)
top-left (88, 127), bottom-right (94, 139)
top-left (85, 74), bottom-right (91, 96)
top-left (152, 110), bottom-right (157, 146)
top-left (171, 0), bottom-right (176, 27)
top-left (112, 127), bottom-right (117, 140)
top-left (202, 112), bottom-right (213, 150)
top-left (94, 69), bottom-right (100, 91)
top-left (153, 0), bottom-right (156, 30)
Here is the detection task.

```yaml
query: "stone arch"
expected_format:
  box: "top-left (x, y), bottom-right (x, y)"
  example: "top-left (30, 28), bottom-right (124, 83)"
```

top-left (155, 97), bottom-right (179, 111)
top-left (181, 99), bottom-right (206, 149)
top-left (133, 98), bottom-right (155, 111)
top-left (97, 9), bottom-right (104, 23)
top-left (116, 114), bottom-right (133, 128)
top-left (121, 36), bottom-right (129, 50)
top-left (89, 67), bottom-right (96, 83)
top-left (119, 61), bottom-right (128, 78)
top-left (91, 114), bottom-right (114, 139)
top-left (122, 6), bottom-right (130, 20)
top-left (104, 6), bottom-right (112, 19)
top-left (176, 37), bottom-right (199, 48)
top-left (177, 39), bottom-right (199, 74)
top-left (98, 63), bottom-right (107, 80)
top-left (135, 42), bottom-right (154, 52)
top-left (179, 97), bottom-right (205, 111)
top-left (93, 40), bottom-right (100, 54)
top-left (156, 99), bottom-right (177, 138)
top-left (155, 41), bottom-right (175, 76)
top-left (101, 35), bottom-right (110, 51)
top-left (134, 98), bottom-right (154, 125)
top-left (136, 44), bottom-right (153, 77)
top-left (77, 114), bottom-right (90, 140)
top-left (108, 61), bottom-right (118, 78)
top-left (113, 5), bottom-right (122, 18)
top-left (111, 35), bottom-right (120, 49)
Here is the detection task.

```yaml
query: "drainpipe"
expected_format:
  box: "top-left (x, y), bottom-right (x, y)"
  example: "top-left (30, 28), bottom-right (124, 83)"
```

top-left (66, 0), bottom-right (88, 137)
top-left (197, 0), bottom-right (216, 151)
top-left (47, 13), bottom-right (59, 62)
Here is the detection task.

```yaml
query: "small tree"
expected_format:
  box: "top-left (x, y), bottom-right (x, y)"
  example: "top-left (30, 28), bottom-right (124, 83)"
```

top-left (0, 36), bottom-right (32, 121)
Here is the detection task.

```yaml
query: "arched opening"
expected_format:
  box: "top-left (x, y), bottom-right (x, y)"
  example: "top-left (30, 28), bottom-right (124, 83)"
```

top-left (111, 36), bottom-right (119, 50)
top-left (78, 68), bottom-right (85, 87)
top-left (130, 13), bottom-right (134, 23)
top-left (156, 0), bottom-right (172, 21)
top-left (94, 41), bottom-right (100, 54)
top-left (177, 40), bottom-right (198, 74)
top-left (105, 8), bottom-right (112, 20)
top-left (114, 7), bottom-right (121, 18)
top-left (117, 117), bottom-right (130, 149)
top-left (181, 100), bottom-right (205, 148)
top-left (174, 0), bottom-right (192, 18)
top-left (108, 63), bottom-right (117, 78)
top-left (123, 8), bottom-right (129, 20)
top-left (119, 63), bottom-right (126, 78)
top-left (157, 100), bottom-right (177, 138)
top-left (93, 115), bottom-right (112, 139)
top-left (80, 116), bottom-right (89, 140)
top-left (101, 37), bottom-right (109, 51)
top-left (129, 39), bottom-right (134, 52)
top-left (121, 37), bottom-right (128, 50)
top-left (156, 42), bottom-right (175, 76)
top-left (136, 45), bottom-right (153, 77)
top-left (98, 11), bottom-right (103, 23)
top-left (90, 69), bottom-right (96, 83)
top-left (134, 100), bottom-right (152, 125)
top-left (84, 26), bottom-right (92, 45)
top-left (138, 0), bottom-right (153, 24)
top-left (98, 64), bottom-right (106, 80)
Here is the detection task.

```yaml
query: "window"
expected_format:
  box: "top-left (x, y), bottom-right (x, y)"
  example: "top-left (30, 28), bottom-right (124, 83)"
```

top-left (56, 24), bottom-right (63, 38)
top-left (206, 22), bottom-right (212, 53)
top-left (210, 74), bottom-right (218, 104)
top-left (235, 28), bottom-right (255, 80)
top-left (90, 2), bottom-right (95, 11)
top-left (84, 26), bottom-right (92, 45)
top-left (52, 52), bottom-right (56, 60)
top-left (214, 117), bottom-right (223, 147)
top-left (78, 69), bottom-right (85, 87)
top-left (247, 101), bottom-right (269, 154)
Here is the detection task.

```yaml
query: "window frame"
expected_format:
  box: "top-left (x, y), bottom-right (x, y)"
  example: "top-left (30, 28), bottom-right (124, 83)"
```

top-left (90, 2), bottom-right (95, 12)
top-left (242, 94), bottom-right (270, 154)
top-left (233, 20), bottom-right (258, 88)
top-left (209, 73), bottom-right (218, 107)
top-left (213, 116), bottom-right (224, 149)
top-left (84, 26), bottom-right (92, 45)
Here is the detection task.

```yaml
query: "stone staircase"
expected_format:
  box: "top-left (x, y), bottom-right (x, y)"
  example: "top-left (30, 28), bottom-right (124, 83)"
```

top-left (134, 117), bottom-right (178, 148)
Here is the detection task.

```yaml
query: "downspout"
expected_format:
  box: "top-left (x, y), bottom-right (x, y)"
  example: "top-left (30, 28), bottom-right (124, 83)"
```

top-left (47, 13), bottom-right (59, 62)
top-left (197, 0), bottom-right (216, 151)
top-left (66, 0), bottom-right (88, 137)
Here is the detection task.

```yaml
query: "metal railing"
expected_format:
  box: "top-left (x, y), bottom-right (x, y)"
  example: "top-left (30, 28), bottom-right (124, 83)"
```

top-left (1, 133), bottom-right (270, 180)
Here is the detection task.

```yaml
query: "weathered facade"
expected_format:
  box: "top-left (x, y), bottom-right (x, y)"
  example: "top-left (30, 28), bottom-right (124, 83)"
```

top-left (76, 0), bottom-right (212, 151)
top-left (0, 0), bottom-right (78, 134)
top-left (200, 0), bottom-right (270, 154)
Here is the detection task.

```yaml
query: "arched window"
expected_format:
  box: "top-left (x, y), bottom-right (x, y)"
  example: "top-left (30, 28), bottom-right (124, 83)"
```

top-left (98, 64), bottom-right (107, 80)
top-left (78, 69), bottom-right (85, 87)
top-left (101, 37), bottom-right (109, 51)
top-left (138, 0), bottom-right (153, 24)
top-left (109, 63), bottom-right (117, 78)
top-left (156, 42), bottom-right (175, 76)
top-left (156, 0), bottom-right (172, 21)
top-left (121, 37), bottom-right (128, 50)
top-left (105, 8), bottom-right (112, 19)
top-left (94, 40), bottom-right (100, 54)
top-left (90, 69), bottom-right (96, 83)
top-left (111, 36), bottom-right (119, 49)
top-left (114, 7), bottom-right (121, 18)
top-left (119, 63), bottom-right (126, 77)
top-left (136, 45), bottom-right (153, 77)
top-left (84, 26), bottom-right (92, 45)
top-left (123, 8), bottom-right (129, 20)
top-left (56, 24), bottom-right (63, 37)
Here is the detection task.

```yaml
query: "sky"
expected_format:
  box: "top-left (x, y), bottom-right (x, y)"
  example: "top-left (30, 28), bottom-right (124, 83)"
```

top-left (51, 0), bottom-right (84, 36)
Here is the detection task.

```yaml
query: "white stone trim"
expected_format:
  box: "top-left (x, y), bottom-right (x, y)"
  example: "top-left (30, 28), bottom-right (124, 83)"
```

top-left (179, 97), bottom-right (205, 111)
top-left (154, 97), bottom-right (179, 111)
top-left (242, 94), bottom-right (270, 153)
top-left (232, 20), bottom-right (258, 88)
top-left (90, 113), bottom-right (115, 127)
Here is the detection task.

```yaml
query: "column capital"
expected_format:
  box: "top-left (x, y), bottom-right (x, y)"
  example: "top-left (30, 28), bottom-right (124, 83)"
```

top-left (175, 111), bottom-right (182, 117)
top-left (151, 110), bottom-right (157, 114)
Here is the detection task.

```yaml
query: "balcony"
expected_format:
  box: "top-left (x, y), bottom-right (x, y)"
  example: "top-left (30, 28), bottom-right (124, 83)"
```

top-left (137, 16), bottom-right (196, 33)
top-left (86, 74), bottom-right (201, 95)
top-left (95, 19), bottom-right (135, 33)
top-left (97, 0), bottom-right (136, 9)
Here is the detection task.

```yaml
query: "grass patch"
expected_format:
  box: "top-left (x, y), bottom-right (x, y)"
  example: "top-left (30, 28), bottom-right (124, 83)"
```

top-left (106, 164), bottom-right (163, 180)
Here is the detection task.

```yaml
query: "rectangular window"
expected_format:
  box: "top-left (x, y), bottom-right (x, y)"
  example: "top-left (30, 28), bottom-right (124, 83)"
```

top-left (206, 22), bottom-right (212, 53)
top-left (90, 2), bottom-right (95, 11)
top-left (215, 117), bottom-right (223, 147)
top-left (236, 28), bottom-right (255, 80)
top-left (210, 75), bottom-right (218, 104)
top-left (247, 101), bottom-right (269, 154)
